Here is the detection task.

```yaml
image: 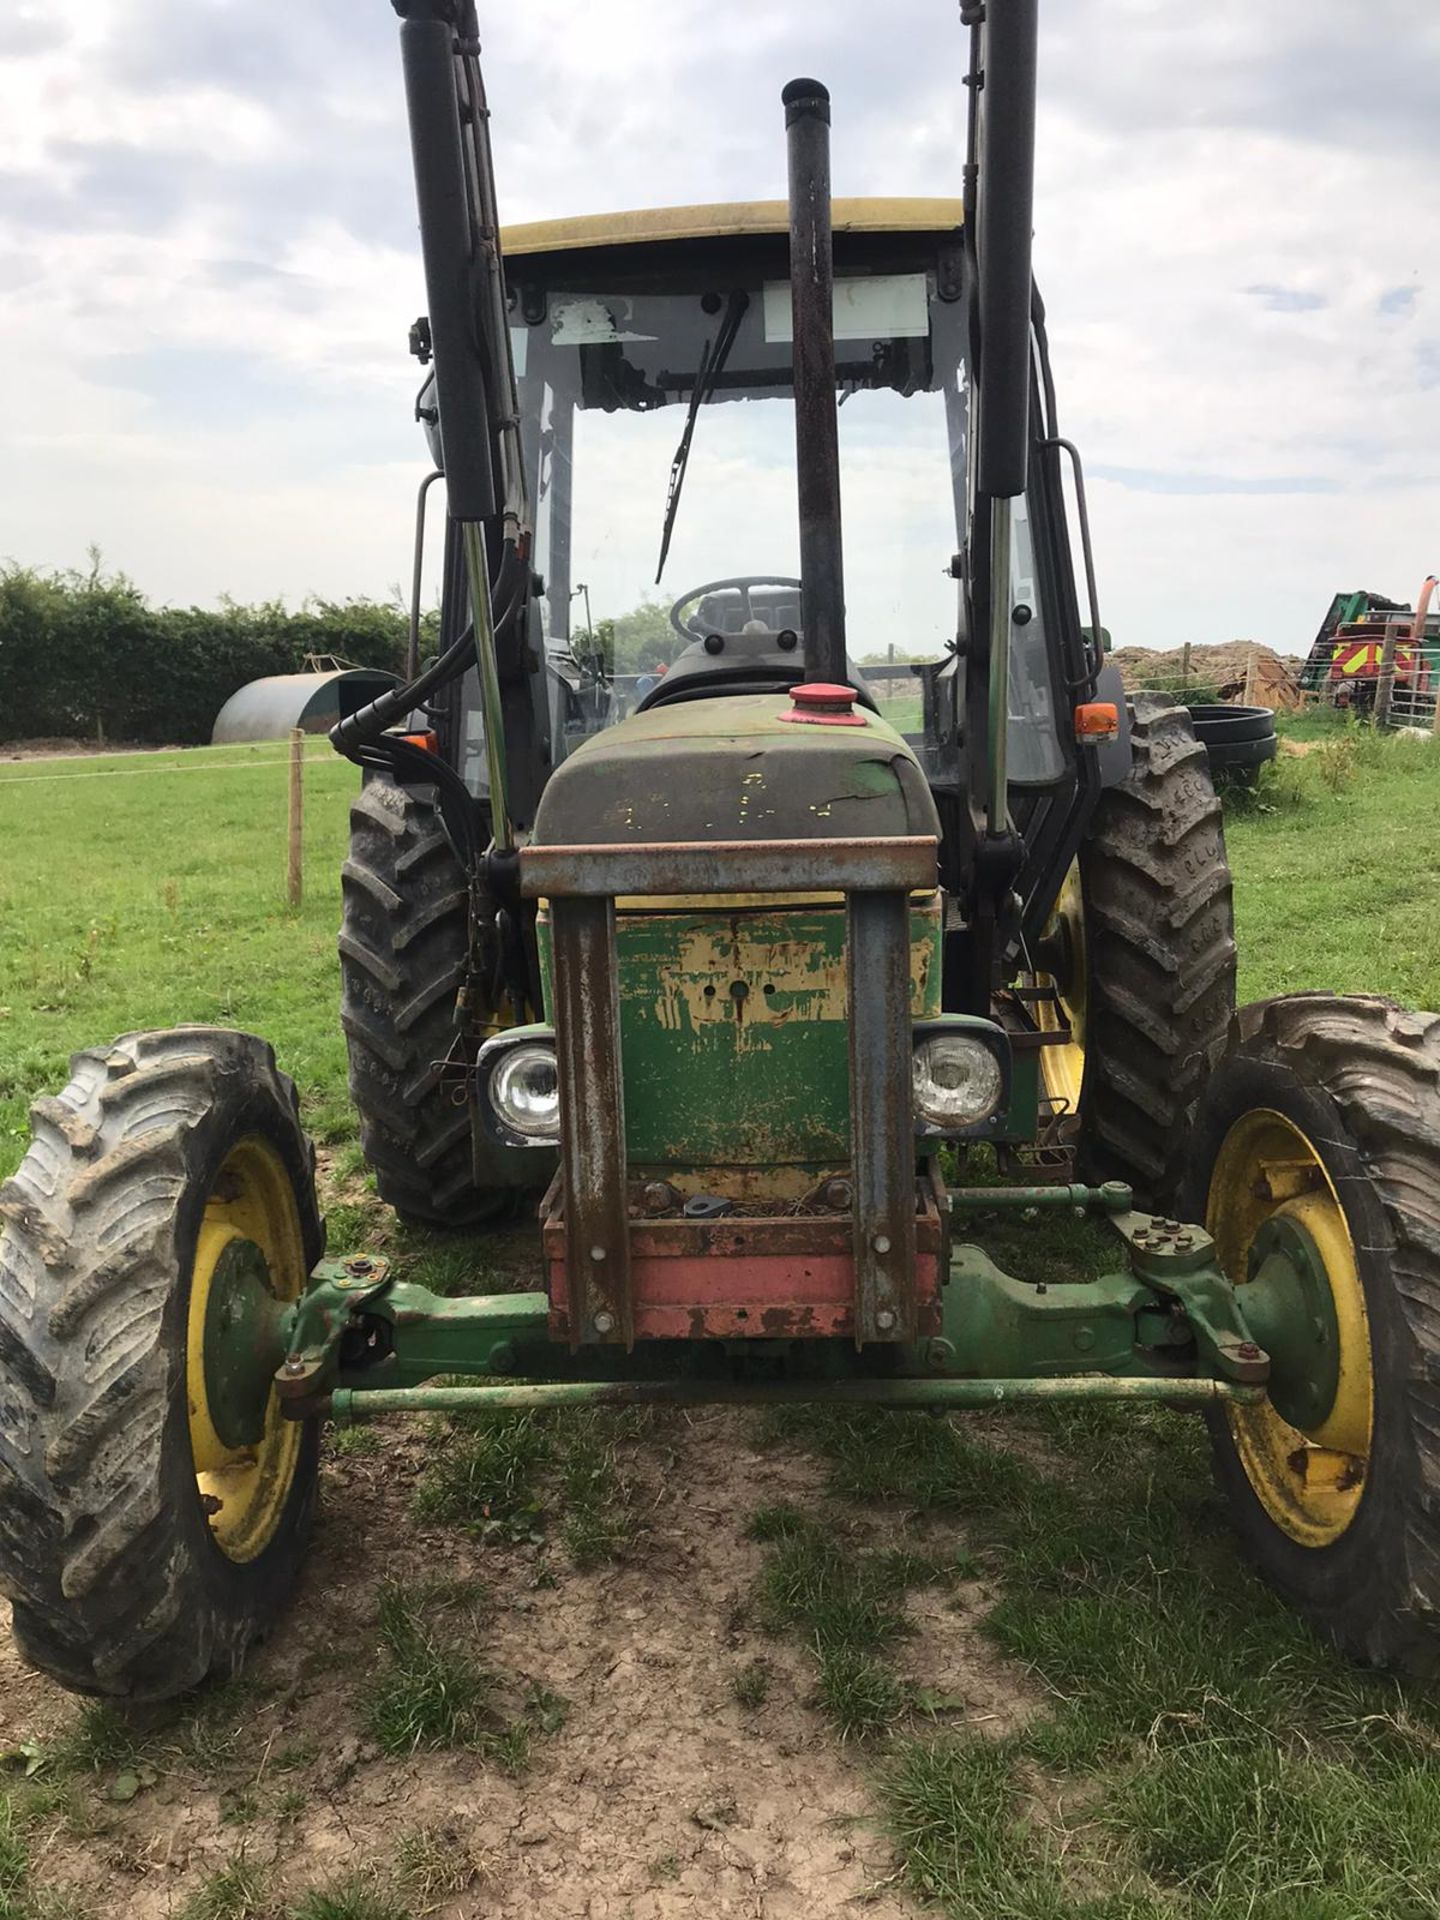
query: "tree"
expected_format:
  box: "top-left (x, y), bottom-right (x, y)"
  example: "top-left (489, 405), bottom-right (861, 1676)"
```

top-left (607, 597), bottom-right (674, 673)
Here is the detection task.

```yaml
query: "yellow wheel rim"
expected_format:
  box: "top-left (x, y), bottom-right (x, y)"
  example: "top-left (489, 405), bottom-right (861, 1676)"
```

top-left (1206, 1109), bottom-right (1374, 1547)
top-left (186, 1138), bottom-right (306, 1563)
top-left (1032, 860), bottom-right (1086, 1116)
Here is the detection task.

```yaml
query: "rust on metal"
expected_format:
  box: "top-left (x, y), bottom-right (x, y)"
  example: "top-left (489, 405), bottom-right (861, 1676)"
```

top-left (521, 836), bottom-right (938, 901)
top-left (847, 887), bottom-right (919, 1344)
top-left (543, 1181), bottom-right (943, 1343)
top-left (327, 1373), bottom-right (1266, 1421)
top-left (550, 895), bottom-right (633, 1348)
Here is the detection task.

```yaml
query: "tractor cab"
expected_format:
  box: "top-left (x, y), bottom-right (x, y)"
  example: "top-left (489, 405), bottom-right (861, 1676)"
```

top-left (499, 198), bottom-right (966, 722)
top-left (435, 199), bottom-right (1081, 886)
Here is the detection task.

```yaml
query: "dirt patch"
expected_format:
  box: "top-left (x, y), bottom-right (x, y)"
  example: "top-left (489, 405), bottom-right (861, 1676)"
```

top-left (4, 1405), bottom-right (990, 1918)
top-left (894, 1576), bottom-right (1045, 1741)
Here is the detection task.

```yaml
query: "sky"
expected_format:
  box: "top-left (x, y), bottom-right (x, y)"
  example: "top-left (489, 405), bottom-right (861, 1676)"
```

top-left (1, 0), bottom-right (1437, 654)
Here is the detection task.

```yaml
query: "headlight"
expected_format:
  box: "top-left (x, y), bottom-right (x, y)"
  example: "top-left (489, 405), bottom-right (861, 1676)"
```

top-left (913, 1032), bottom-right (1005, 1131)
top-left (489, 1041), bottom-right (560, 1143)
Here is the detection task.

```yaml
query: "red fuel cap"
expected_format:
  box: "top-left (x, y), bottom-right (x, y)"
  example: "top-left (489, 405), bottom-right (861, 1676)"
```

top-left (779, 681), bottom-right (867, 726)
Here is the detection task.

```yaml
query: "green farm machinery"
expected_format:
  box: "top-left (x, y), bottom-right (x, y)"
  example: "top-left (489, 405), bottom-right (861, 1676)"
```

top-left (3, 1), bottom-right (1439, 1703)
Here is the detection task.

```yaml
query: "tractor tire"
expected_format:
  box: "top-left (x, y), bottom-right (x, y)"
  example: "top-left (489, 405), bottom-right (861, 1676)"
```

top-left (0, 1028), bottom-right (322, 1701)
top-left (1185, 994), bottom-right (1440, 1674)
top-left (340, 774), bottom-right (514, 1230)
top-left (1034, 695), bottom-right (1237, 1210)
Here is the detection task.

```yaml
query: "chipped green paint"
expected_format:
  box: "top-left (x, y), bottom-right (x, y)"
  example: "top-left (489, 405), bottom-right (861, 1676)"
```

top-left (619, 897), bottom-right (941, 1168)
top-left (538, 896), bottom-right (941, 1171)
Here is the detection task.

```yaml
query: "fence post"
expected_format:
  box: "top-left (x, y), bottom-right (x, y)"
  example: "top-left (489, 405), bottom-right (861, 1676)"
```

top-left (287, 728), bottom-right (304, 908)
top-left (1375, 622), bottom-right (1400, 732)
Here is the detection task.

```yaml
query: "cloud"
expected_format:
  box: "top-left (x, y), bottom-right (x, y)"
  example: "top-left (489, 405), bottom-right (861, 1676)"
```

top-left (0, 0), bottom-right (1436, 658)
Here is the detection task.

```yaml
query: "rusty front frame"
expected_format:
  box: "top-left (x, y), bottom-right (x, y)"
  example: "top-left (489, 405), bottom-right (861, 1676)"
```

top-left (522, 835), bottom-right (940, 1349)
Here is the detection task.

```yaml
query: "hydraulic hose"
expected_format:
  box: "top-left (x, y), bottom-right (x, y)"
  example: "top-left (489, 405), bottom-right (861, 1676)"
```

top-left (329, 540), bottom-right (523, 756)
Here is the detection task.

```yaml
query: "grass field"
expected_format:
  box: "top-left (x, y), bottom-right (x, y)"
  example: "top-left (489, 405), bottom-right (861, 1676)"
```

top-left (2, 721), bottom-right (1440, 1919)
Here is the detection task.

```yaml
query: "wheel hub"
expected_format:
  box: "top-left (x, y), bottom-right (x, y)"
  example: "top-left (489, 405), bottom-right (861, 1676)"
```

top-left (202, 1238), bottom-right (293, 1449)
top-left (1236, 1214), bottom-right (1342, 1434)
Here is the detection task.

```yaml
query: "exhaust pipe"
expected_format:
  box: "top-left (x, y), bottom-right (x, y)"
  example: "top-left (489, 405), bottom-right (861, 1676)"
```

top-left (783, 77), bottom-right (847, 686)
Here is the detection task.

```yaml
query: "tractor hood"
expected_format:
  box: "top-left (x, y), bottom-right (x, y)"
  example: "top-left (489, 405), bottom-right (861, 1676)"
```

top-left (531, 692), bottom-right (942, 848)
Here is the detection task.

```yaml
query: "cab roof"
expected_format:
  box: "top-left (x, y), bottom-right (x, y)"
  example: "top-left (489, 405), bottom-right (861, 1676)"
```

top-left (500, 197), bottom-right (965, 261)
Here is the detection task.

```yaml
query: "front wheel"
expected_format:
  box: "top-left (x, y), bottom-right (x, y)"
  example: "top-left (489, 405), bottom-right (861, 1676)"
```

top-left (0, 1028), bottom-right (322, 1700)
top-left (1185, 994), bottom-right (1440, 1674)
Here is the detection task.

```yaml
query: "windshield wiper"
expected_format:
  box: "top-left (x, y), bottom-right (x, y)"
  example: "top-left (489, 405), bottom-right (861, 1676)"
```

top-left (654, 289), bottom-right (750, 584)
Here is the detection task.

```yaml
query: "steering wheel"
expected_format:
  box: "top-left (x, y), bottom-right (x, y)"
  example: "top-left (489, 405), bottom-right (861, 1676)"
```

top-left (668, 575), bottom-right (803, 644)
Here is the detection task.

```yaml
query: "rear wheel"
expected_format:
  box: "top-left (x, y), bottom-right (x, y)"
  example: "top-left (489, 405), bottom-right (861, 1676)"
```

top-left (1186, 994), bottom-right (1440, 1673)
top-left (1028, 695), bottom-right (1236, 1209)
top-left (0, 1029), bottom-right (321, 1700)
top-left (341, 774), bottom-right (527, 1229)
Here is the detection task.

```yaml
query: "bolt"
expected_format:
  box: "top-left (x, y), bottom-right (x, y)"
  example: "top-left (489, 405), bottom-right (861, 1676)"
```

top-left (1175, 1232), bottom-right (1194, 1249)
top-left (1237, 1341), bottom-right (1261, 1360)
top-left (489, 1342), bottom-right (516, 1375)
top-left (593, 1311), bottom-right (615, 1336)
top-left (284, 1356), bottom-right (306, 1377)
top-left (876, 1309), bottom-right (897, 1331)
top-left (1073, 1326), bottom-right (1095, 1352)
top-left (873, 1234), bottom-right (891, 1256)
top-left (348, 1257), bottom-right (373, 1276)
top-left (590, 1245), bottom-right (607, 1263)
top-left (820, 1178), bottom-right (853, 1211)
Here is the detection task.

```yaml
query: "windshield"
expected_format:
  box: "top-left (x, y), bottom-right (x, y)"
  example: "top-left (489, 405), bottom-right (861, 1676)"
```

top-left (512, 256), bottom-right (966, 737)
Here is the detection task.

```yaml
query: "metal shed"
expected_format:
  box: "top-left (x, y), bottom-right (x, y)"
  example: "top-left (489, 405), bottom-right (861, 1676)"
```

top-left (211, 667), bottom-right (399, 745)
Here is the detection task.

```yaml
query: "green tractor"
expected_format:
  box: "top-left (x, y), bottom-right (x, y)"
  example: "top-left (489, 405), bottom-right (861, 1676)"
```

top-left (3, 0), bottom-right (1439, 1703)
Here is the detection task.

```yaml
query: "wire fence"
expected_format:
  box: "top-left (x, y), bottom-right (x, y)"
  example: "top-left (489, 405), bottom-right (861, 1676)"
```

top-left (0, 740), bottom-right (341, 787)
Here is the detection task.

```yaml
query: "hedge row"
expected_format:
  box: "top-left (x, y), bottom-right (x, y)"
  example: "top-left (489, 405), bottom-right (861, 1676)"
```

top-left (0, 561), bottom-right (417, 746)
